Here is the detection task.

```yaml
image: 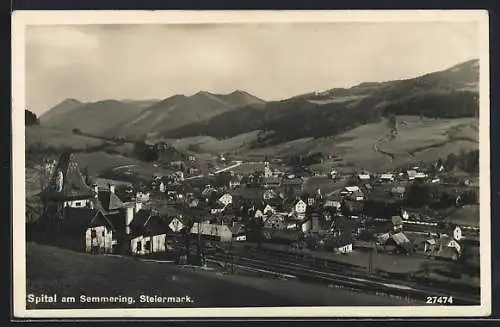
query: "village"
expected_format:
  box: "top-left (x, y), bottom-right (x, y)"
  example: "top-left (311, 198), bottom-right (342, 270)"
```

top-left (26, 141), bottom-right (480, 304)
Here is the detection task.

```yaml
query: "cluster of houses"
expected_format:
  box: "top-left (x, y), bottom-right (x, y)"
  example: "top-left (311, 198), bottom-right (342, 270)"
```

top-left (31, 152), bottom-right (467, 263)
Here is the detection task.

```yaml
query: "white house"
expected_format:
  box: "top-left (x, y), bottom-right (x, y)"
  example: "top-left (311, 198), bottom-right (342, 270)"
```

top-left (341, 186), bottom-right (360, 196)
top-left (218, 193), bottom-right (233, 206)
top-left (358, 172), bottom-right (371, 181)
top-left (136, 192), bottom-right (150, 202)
top-left (335, 243), bottom-right (353, 254)
top-left (415, 172), bottom-right (428, 180)
top-left (293, 200), bottom-right (307, 218)
top-left (128, 209), bottom-right (168, 256)
top-left (406, 170), bottom-right (417, 180)
top-left (263, 204), bottom-right (275, 216)
top-left (380, 173), bottom-right (395, 182)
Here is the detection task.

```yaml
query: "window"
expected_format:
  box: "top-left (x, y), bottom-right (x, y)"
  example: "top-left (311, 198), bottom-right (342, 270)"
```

top-left (102, 231), bottom-right (105, 237)
top-left (74, 201), bottom-right (82, 207)
top-left (136, 241), bottom-right (142, 252)
top-left (145, 240), bottom-right (151, 251)
top-left (91, 230), bottom-right (97, 238)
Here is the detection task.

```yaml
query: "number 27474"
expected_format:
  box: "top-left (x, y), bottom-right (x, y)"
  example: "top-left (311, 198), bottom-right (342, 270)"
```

top-left (426, 296), bottom-right (454, 304)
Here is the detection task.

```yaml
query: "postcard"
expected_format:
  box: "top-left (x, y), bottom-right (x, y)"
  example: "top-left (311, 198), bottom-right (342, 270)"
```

top-left (12, 10), bottom-right (491, 318)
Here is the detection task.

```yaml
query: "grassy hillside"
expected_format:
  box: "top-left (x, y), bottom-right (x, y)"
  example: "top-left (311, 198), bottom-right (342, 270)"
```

top-left (108, 91), bottom-right (266, 139)
top-left (26, 243), bottom-right (409, 309)
top-left (39, 99), bottom-right (83, 123)
top-left (26, 126), bottom-right (106, 151)
top-left (41, 100), bottom-right (144, 135)
top-left (220, 116), bottom-right (477, 171)
top-left (165, 59), bottom-right (479, 145)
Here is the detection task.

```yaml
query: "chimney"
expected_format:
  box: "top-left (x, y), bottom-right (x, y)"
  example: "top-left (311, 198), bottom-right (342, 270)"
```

top-left (125, 206), bottom-right (134, 235)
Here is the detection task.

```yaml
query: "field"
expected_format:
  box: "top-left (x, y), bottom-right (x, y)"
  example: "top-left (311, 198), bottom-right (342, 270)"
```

top-left (166, 131), bottom-right (262, 155)
top-left (303, 116), bottom-right (477, 171)
top-left (26, 243), bottom-right (408, 309)
top-left (26, 126), bottom-right (105, 150)
top-left (167, 116), bottom-right (478, 172)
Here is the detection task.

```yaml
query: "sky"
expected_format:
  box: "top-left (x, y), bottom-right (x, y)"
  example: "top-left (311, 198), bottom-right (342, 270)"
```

top-left (26, 22), bottom-right (479, 115)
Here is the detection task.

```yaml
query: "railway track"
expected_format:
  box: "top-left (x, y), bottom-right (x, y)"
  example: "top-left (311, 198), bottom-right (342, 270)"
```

top-left (207, 247), bottom-right (480, 305)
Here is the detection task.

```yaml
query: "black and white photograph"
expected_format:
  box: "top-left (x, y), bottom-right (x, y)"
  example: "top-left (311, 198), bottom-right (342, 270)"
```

top-left (12, 10), bottom-right (490, 318)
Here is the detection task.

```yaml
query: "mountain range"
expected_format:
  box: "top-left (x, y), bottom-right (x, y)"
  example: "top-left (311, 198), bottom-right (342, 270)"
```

top-left (39, 59), bottom-right (479, 146)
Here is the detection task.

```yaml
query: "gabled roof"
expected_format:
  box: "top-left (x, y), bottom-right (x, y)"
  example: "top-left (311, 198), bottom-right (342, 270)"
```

top-left (129, 209), bottom-right (167, 236)
top-left (98, 190), bottom-right (125, 211)
top-left (190, 222), bottom-right (232, 237)
top-left (62, 207), bottom-right (114, 232)
top-left (391, 232), bottom-right (410, 245)
top-left (47, 152), bottom-right (94, 200)
top-left (344, 186), bottom-right (360, 192)
top-left (406, 170), bottom-right (417, 177)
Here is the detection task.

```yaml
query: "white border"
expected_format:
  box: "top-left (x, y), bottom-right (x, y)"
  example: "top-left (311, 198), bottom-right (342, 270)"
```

top-left (12, 10), bottom-right (491, 318)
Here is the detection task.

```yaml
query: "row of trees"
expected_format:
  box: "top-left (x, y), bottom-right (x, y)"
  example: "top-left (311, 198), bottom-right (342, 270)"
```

top-left (405, 183), bottom-right (478, 209)
top-left (442, 149), bottom-right (479, 174)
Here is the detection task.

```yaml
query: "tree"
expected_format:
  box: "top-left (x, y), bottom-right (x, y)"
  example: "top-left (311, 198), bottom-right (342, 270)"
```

top-left (405, 184), bottom-right (431, 208)
top-left (444, 153), bottom-right (458, 171)
top-left (25, 110), bottom-right (40, 126)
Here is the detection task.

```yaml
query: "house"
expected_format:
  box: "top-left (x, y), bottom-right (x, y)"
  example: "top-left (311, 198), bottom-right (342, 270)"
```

top-left (136, 192), bottom-right (150, 202)
top-left (169, 161), bottom-right (184, 170)
top-left (377, 232), bottom-right (411, 254)
top-left (328, 170), bottom-right (338, 180)
top-left (341, 186), bottom-right (360, 196)
top-left (231, 222), bottom-right (246, 241)
top-left (159, 182), bottom-right (165, 193)
top-left (263, 176), bottom-right (282, 188)
top-left (218, 153), bottom-right (227, 163)
top-left (380, 173), bottom-right (395, 183)
top-left (95, 184), bottom-right (126, 215)
top-left (406, 169), bottom-right (427, 181)
top-left (357, 172), bottom-right (371, 182)
top-left (167, 215), bottom-right (185, 233)
top-left (211, 202), bottom-right (226, 214)
top-left (263, 163), bottom-right (273, 178)
top-left (263, 189), bottom-right (277, 201)
top-left (228, 175), bottom-right (242, 189)
top-left (415, 172), bottom-right (427, 180)
top-left (324, 199), bottom-right (341, 210)
top-left (128, 209), bottom-right (169, 256)
top-left (424, 226), bottom-right (463, 260)
top-left (390, 186), bottom-right (406, 199)
top-left (218, 193), bottom-right (233, 206)
top-left (263, 204), bottom-right (276, 216)
top-left (188, 198), bottom-right (199, 208)
top-left (349, 190), bottom-right (364, 202)
top-left (293, 199), bottom-right (307, 219)
top-left (424, 235), bottom-right (462, 261)
top-left (188, 155), bottom-right (196, 162)
top-left (41, 152), bottom-right (95, 216)
top-left (190, 222), bottom-right (232, 242)
top-left (50, 206), bottom-right (115, 254)
top-left (263, 214), bottom-right (286, 229)
top-left (325, 233), bottom-right (353, 254)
